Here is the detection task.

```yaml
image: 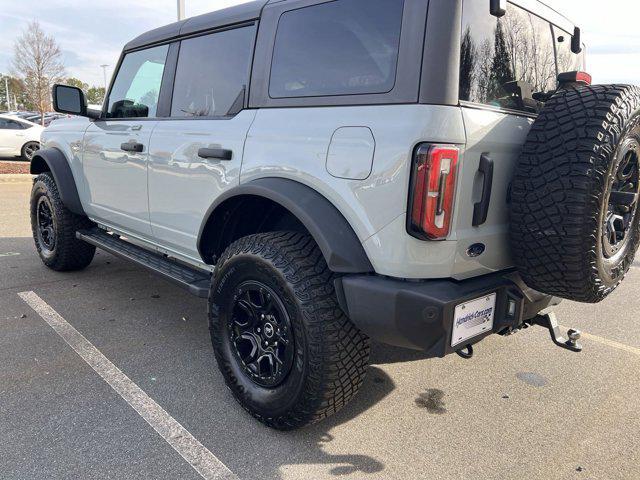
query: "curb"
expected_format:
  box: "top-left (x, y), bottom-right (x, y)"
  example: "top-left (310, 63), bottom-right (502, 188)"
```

top-left (0, 174), bottom-right (34, 183)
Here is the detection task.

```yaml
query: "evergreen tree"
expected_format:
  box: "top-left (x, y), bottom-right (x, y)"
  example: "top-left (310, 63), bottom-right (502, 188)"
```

top-left (459, 27), bottom-right (477, 101)
top-left (487, 21), bottom-right (513, 102)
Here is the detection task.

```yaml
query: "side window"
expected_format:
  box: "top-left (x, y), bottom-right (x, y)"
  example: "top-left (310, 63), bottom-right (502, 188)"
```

top-left (460, 2), bottom-right (557, 113)
top-left (0, 119), bottom-right (24, 130)
top-left (554, 26), bottom-right (586, 73)
top-left (269, 0), bottom-right (404, 98)
top-left (171, 26), bottom-right (255, 118)
top-left (107, 45), bottom-right (169, 118)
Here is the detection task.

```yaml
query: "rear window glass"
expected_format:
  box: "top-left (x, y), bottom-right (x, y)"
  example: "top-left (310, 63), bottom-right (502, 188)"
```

top-left (269, 0), bottom-right (404, 98)
top-left (460, 2), bottom-right (565, 114)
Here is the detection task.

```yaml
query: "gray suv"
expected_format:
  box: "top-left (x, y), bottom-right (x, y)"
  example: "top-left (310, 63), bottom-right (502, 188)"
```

top-left (31, 0), bottom-right (640, 429)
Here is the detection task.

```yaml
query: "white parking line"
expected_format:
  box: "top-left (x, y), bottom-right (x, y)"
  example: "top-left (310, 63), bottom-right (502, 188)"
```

top-left (18, 291), bottom-right (238, 480)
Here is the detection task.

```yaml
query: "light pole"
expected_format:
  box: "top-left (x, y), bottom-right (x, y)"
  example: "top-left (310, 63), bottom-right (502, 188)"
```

top-left (100, 65), bottom-right (109, 92)
top-left (177, 0), bottom-right (185, 20)
top-left (4, 76), bottom-right (10, 111)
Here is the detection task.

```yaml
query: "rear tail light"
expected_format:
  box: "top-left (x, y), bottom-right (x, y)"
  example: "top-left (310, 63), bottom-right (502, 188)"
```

top-left (408, 144), bottom-right (459, 240)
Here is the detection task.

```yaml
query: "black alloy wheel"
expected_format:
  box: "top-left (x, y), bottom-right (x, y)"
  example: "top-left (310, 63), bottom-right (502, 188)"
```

top-left (229, 281), bottom-right (295, 388)
top-left (36, 195), bottom-right (56, 255)
top-left (209, 231), bottom-right (371, 430)
top-left (602, 140), bottom-right (640, 260)
top-left (30, 172), bottom-right (96, 271)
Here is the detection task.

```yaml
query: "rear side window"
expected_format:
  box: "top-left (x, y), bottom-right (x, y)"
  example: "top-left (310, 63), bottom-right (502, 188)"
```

top-left (107, 45), bottom-right (169, 118)
top-left (459, 2), bottom-right (560, 114)
top-left (269, 0), bottom-right (404, 98)
top-left (0, 118), bottom-right (24, 129)
top-left (171, 26), bottom-right (255, 117)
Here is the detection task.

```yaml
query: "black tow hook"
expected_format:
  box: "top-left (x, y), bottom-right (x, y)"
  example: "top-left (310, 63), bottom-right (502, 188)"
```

top-left (529, 312), bottom-right (583, 352)
top-left (456, 344), bottom-right (474, 359)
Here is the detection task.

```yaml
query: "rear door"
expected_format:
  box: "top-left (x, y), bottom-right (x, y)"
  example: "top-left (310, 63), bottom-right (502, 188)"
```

top-left (147, 25), bottom-right (256, 259)
top-left (455, 1), bottom-right (560, 272)
top-left (82, 44), bottom-right (170, 237)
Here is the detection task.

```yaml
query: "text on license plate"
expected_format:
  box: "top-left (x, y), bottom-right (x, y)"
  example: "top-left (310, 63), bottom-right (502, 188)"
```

top-left (451, 293), bottom-right (496, 347)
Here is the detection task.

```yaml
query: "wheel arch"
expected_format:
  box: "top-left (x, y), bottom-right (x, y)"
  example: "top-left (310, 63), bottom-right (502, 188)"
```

top-left (30, 148), bottom-right (86, 216)
top-left (197, 178), bottom-right (374, 274)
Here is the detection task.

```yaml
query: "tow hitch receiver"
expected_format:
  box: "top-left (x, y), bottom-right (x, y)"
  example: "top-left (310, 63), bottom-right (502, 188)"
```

top-left (528, 312), bottom-right (583, 352)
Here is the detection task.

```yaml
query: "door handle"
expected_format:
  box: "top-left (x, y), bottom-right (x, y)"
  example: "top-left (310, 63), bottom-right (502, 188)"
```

top-left (198, 147), bottom-right (232, 161)
top-left (472, 154), bottom-right (494, 227)
top-left (120, 141), bottom-right (144, 153)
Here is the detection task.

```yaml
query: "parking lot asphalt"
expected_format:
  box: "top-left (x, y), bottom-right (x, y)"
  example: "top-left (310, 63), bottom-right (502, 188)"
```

top-left (2, 179), bottom-right (640, 480)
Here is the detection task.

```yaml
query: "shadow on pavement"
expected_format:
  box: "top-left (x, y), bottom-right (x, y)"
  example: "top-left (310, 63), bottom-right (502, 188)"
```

top-left (370, 341), bottom-right (436, 365)
top-left (258, 366), bottom-right (393, 478)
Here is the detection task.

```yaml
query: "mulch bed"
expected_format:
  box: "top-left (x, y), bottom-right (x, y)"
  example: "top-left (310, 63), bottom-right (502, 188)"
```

top-left (0, 161), bottom-right (30, 174)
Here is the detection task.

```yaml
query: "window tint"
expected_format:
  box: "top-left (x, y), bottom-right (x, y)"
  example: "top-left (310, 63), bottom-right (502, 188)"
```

top-left (171, 26), bottom-right (254, 117)
top-left (0, 118), bottom-right (24, 129)
top-left (107, 45), bottom-right (169, 118)
top-left (554, 26), bottom-right (586, 73)
top-left (460, 2), bottom-right (559, 113)
top-left (269, 0), bottom-right (404, 98)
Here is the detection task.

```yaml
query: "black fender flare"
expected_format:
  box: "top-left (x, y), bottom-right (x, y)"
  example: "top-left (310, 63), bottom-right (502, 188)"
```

top-left (30, 148), bottom-right (86, 216)
top-left (198, 178), bottom-right (374, 274)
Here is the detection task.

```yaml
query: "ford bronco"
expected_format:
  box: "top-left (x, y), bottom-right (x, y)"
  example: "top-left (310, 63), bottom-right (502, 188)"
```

top-left (30, 0), bottom-right (640, 429)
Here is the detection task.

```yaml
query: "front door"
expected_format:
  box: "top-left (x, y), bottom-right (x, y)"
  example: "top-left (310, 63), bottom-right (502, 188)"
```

top-left (147, 25), bottom-right (256, 260)
top-left (82, 44), bottom-right (170, 238)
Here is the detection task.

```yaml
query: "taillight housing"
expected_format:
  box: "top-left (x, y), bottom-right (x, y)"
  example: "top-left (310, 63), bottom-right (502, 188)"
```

top-left (558, 71), bottom-right (592, 86)
top-left (408, 144), bottom-right (459, 240)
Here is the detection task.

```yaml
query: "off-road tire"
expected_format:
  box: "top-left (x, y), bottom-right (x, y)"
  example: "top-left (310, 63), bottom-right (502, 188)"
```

top-left (209, 231), bottom-right (371, 430)
top-left (510, 85), bottom-right (640, 303)
top-left (30, 172), bottom-right (96, 271)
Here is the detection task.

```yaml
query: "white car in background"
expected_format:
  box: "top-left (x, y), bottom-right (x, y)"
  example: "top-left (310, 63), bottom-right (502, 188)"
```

top-left (0, 114), bottom-right (43, 161)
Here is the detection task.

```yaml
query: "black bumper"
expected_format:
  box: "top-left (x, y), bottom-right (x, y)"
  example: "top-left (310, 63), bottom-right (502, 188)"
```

top-left (337, 270), bottom-right (558, 357)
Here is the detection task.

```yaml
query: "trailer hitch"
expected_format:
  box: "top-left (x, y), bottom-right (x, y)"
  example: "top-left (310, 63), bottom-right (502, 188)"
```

top-left (528, 312), bottom-right (582, 352)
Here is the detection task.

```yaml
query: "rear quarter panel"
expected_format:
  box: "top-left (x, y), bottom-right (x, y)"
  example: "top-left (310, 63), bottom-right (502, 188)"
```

top-left (241, 104), bottom-right (466, 276)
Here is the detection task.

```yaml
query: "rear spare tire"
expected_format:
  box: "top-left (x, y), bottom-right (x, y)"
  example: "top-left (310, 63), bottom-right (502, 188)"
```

top-left (511, 85), bottom-right (640, 303)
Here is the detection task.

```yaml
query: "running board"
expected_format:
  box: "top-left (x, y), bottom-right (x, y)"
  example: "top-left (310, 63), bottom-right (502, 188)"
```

top-left (76, 229), bottom-right (211, 298)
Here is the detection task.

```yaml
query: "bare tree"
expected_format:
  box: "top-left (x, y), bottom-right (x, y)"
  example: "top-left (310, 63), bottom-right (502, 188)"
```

top-left (11, 21), bottom-right (65, 124)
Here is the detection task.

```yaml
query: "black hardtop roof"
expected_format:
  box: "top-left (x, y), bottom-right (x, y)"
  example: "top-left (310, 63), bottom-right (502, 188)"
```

top-left (123, 0), bottom-right (269, 51)
top-left (123, 0), bottom-right (578, 53)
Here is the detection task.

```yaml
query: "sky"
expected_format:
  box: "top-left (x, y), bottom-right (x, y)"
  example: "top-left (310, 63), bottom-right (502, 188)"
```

top-left (0, 0), bottom-right (638, 87)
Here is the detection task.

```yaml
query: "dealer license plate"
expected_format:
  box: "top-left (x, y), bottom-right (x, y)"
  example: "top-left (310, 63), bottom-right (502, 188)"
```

top-left (451, 293), bottom-right (496, 347)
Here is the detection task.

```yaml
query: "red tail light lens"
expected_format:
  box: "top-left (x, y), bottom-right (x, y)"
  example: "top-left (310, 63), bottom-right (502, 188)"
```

top-left (408, 144), bottom-right (459, 240)
top-left (558, 70), bottom-right (592, 86)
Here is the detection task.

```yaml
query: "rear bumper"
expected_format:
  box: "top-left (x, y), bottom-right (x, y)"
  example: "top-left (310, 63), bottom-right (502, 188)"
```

top-left (337, 270), bottom-right (559, 357)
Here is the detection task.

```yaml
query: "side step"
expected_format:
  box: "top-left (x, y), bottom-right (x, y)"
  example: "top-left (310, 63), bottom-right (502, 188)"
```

top-left (76, 229), bottom-right (211, 298)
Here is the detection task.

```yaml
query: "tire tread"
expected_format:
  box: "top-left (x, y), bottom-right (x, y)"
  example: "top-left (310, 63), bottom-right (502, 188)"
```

top-left (510, 84), bottom-right (640, 302)
top-left (209, 231), bottom-right (370, 430)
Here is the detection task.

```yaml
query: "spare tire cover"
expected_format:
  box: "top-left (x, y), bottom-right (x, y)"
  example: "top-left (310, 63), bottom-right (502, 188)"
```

top-left (510, 85), bottom-right (640, 303)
